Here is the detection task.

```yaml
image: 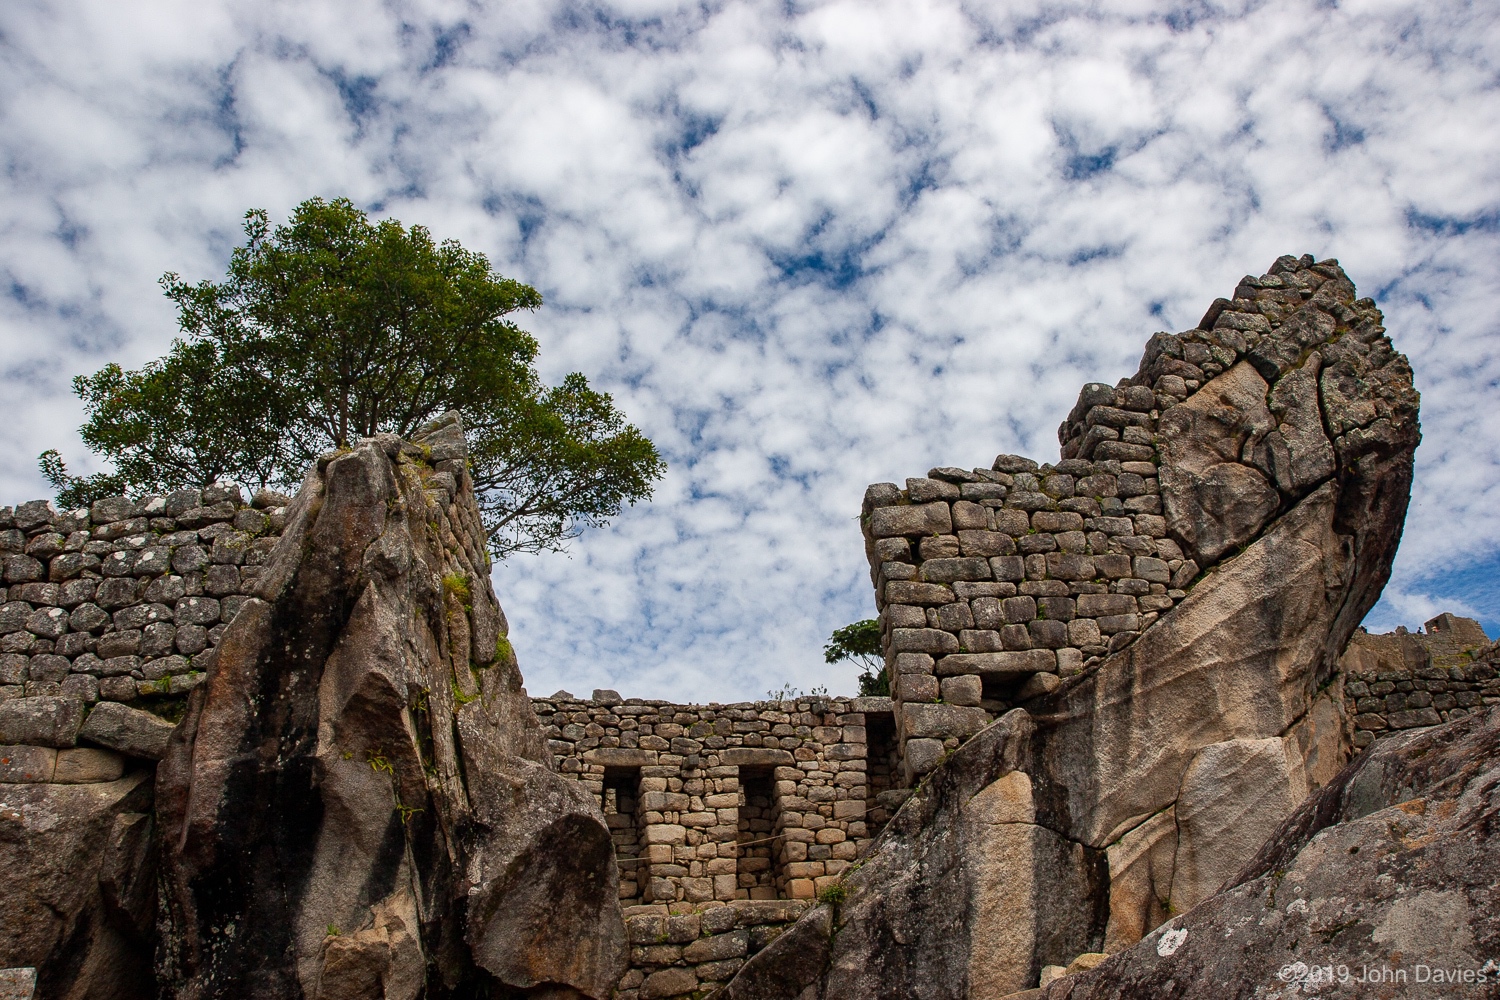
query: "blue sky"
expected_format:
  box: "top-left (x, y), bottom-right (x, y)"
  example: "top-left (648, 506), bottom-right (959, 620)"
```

top-left (2, 0), bottom-right (1497, 701)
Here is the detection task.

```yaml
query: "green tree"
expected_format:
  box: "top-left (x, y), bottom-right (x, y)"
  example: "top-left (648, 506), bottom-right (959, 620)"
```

top-left (824, 619), bottom-right (887, 696)
top-left (42, 197), bottom-right (664, 557)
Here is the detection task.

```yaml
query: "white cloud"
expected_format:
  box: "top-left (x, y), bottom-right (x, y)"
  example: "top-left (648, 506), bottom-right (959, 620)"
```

top-left (2, 0), bottom-right (1498, 702)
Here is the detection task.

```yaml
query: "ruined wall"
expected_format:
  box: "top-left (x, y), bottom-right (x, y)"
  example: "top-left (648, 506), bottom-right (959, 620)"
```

top-left (1341, 613), bottom-right (1496, 747)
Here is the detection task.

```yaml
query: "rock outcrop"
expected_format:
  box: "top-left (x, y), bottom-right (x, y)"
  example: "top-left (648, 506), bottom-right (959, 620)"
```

top-left (154, 415), bottom-right (626, 999)
top-left (0, 771), bottom-right (158, 999)
top-left (726, 254), bottom-right (1423, 998)
top-left (1045, 701), bottom-right (1500, 999)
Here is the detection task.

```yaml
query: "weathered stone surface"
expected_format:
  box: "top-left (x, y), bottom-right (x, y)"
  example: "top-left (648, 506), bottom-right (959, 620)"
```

top-left (0, 696), bottom-right (83, 748)
top-left (1101, 808), bottom-right (1175, 955)
top-left (51, 747), bottom-right (126, 784)
top-left (1048, 705), bottom-right (1500, 1000)
top-left (1156, 362), bottom-right (1281, 564)
top-left (155, 417), bottom-right (625, 999)
top-left (77, 701), bottom-right (176, 760)
top-left (0, 969), bottom-right (35, 1000)
top-left (0, 773), bottom-right (157, 999)
top-left (1032, 483), bottom-right (1354, 848)
top-left (1168, 737), bottom-right (1308, 914)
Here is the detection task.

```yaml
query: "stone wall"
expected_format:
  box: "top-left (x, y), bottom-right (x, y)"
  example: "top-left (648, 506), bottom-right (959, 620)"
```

top-left (1341, 612), bottom-right (1497, 747)
top-left (860, 253), bottom-right (1418, 785)
top-left (536, 692), bottom-right (899, 999)
top-left (0, 486), bottom-right (292, 710)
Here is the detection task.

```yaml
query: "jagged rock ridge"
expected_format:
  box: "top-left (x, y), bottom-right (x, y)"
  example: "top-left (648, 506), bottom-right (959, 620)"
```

top-left (147, 414), bottom-right (627, 999)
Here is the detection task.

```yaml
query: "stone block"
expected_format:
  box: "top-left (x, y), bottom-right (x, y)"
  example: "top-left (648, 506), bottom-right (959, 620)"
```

top-left (868, 503), bottom-right (953, 538)
top-left (643, 824), bottom-right (687, 845)
top-left (891, 629), bottom-right (960, 654)
top-left (958, 530), bottom-right (1014, 557)
top-left (897, 674), bottom-right (938, 703)
top-left (958, 629), bottom-right (1003, 653)
top-left (52, 747), bottom-right (126, 783)
top-left (884, 582), bottom-right (955, 606)
top-left (0, 744), bottom-right (56, 782)
top-left (0, 696), bottom-right (83, 748)
top-left (1028, 619), bottom-right (1069, 649)
top-left (921, 558), bottom-right (991, 583)
top-left (901, 738), bottom-right (946, 780)
top-left (951, 501), bottom-right (989, 531)
top-left (989, 556), bottom-right (1025, 582)
top-left (78, 701), bottom-right (176, 760)
top-left (881, 604), bottom-right (926, 629)
top-left (918, 536), bottom-right (960, 560)
top-left (1045, 553), bottom-right (1096, 581)
top-left (892, 652), bottom-right (934, 674)
top-left (1077, 593), bottom-right (1138, 617)
top-left (641, 967), bottom-right (698, 999)
top-left (1032, 511), bottom-right (1085, 533)
top-left (833, 799), bottom-right (866, 819)
top-left (971, 597), bottom-right (1003, 630)
top-left (721, 748), bottom-right (795, 767)
top-left (935, 650), bottom-right (1056, 676)
top-left (683, 929), bottom-right (749, 963)
top-left (900, 703), bottom-right (990, 741)
top-left (1002, 596), bottom-right (1036, 623)
top-left (940, 674), bottom-right (983, 706)
top-left (1097, 614), bottom-right (1141, 635)
top-left (0, 968), bottom-right (35, 1000)
top-left (933, 602), bottom-right (974, 631)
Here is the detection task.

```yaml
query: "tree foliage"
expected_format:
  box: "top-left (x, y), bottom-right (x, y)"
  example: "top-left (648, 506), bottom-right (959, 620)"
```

top-left (43, 197), bottom-right (664, 557)
top-left (824, 619), bottom-right (887, 696)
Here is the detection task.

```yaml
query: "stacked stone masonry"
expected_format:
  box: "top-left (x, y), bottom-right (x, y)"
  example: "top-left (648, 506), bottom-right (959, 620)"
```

top-left (0, 486), bottom-right (293, 710)
top-left (1340, 613), bottom-right (1497, 747)
top-left (536, 692), bottom-right (900, 998)
top-left (861, 253), bottom-right (1418, 782)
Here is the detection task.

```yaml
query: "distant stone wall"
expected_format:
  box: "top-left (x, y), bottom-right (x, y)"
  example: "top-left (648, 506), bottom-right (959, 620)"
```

top-left (536, 691), bottom-right (900, 998)
top-left (1341, 613), bottom-right (1497, 747)
top-left (0, 487), bottom-right (291, 709)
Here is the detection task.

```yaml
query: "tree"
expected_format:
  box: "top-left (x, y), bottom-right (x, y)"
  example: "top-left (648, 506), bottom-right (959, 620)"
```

top-left (43, 197), bottom-right (664, 557)
top-left (824, 619), bottom-right (887, 696)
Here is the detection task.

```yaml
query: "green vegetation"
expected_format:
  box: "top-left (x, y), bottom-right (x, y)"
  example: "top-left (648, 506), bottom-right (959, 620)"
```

top-left (824, 619), bottom-right (888, 696)
top-left (816, 879), bottom-right (848, 907)
top-left (42, 197), bottom-right (664, 558)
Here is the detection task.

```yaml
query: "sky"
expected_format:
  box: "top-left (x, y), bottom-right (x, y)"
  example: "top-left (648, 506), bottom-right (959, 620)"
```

top-left (1, 0), bottom-right (1497, 702)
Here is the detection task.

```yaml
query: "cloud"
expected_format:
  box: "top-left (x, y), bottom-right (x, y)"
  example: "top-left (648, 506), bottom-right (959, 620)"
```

top-left (2, 0), bottom-right (1498, 701)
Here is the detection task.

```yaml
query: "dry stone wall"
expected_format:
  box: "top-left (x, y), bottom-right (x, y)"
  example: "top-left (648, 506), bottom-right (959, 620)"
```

top-left (862, 253), bottom-right (1419, 783)
top-left (536, 693), bottom-right (899, 999)
top-left (1341, 612), bottom-right (1496, 747)
top-left (0, 486), bottom-right (291, 711)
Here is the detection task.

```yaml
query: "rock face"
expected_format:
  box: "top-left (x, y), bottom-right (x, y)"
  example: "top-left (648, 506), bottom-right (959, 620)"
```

top-left (1048, 704), bottom-right (1500, 1000)
top-left (726, 254), bottom-right (1422, 998)
top-left (0, 771), bottom-right (158, 1000)
top-left (154, 415), bottom-right (626, 999)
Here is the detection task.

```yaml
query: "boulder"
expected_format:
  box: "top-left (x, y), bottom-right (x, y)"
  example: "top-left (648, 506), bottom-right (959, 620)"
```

top-left (155, 417), bottom-right (626, 999)
top-left (0, 772), bottom-right (158, 999)
top-left (77, 701), bottom-right (176, 760)
top-left (1047, 705), bottom-right (1500, 999)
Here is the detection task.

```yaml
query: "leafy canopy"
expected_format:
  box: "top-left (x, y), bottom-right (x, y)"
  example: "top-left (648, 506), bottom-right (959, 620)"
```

top-left (824, 619), bottom-right (887, 697)
top-left (43, 197), bottom-right (664, 558)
